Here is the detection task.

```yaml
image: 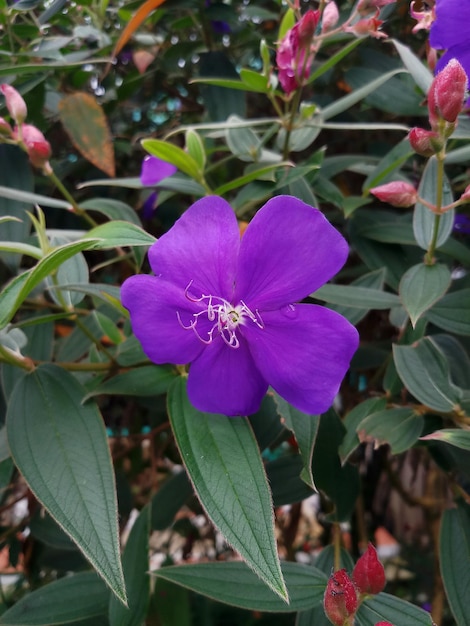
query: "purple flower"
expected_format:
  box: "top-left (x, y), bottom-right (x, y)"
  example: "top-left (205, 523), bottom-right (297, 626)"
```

top-left (140, 156), bottom-right (177, 218)
top-left (430, 0), bottom-right (470, 78)
top-left (121, 195), bottom-right (358, 416)
top-left (454, 213), bottom-right (470, 235)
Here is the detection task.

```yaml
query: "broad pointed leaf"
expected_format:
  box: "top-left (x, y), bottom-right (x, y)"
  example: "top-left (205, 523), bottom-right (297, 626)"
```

top-left (153, 561), bottom-right (326, 612)
top-left (167, 378), bottom-right (287, 601)
top-left (6, 365), bottom-right (126, 604)
top-left (399, 262), bottom-right (451, 327)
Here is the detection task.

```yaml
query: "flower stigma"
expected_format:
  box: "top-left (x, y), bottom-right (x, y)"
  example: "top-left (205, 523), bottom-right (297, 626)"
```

top-left (177, 280), bottom-right (264, 348)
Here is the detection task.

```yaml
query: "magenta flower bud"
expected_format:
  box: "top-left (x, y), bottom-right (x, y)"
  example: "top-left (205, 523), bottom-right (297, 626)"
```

top-left (375, 623), bottom-right (395, 626)
top-left (352, 543), bottom-right (386, 595)
top-left (408, 127), bottom-right (442, 156)
top-left (276, 10), bottom-right (320, 94)
top-left (15, 124), bottom-right (52, 169)
top-left (322, 2), bottom-right (339, 32)
top-left (323, 569), bottom-right (358, 626)
top-left (0, 84), bottom-right (27, 124)
top-left (370, 181), bottom-right (418, 207)
top-left (428, 59), bottom-right (468, 124)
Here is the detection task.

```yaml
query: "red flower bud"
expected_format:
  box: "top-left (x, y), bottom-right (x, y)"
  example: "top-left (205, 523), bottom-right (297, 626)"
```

top-left (375, 622), bottom-right (395, 626)
top-left (352, 543), bottom-right (386, 595)
top-left (408, 127), bottom-right (442, 156)
top-left (323, 569), bottom-right (358, 626)
top-left (370, 181), bottom-right (418, 207)
top-left (0, 84), bottom-right (27, 124)
top-left (428, 59), bottom-right (468, 125)
top-left (14, 124), bottom-right (52, 169)
top-left (298, 9), bottom-right (319, 44)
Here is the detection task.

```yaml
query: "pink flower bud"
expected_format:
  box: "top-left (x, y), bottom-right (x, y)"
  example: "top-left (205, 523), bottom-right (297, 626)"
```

top-left (323, 569), bottom-right (358, 626)
top-left (298, 9), bottom-right (319, 44)
top-left (408, 127), bottom-right (442, 156)
top-left (460, 185), bottom-right (470, 202)
top-left (352, 543), bottom-right (386, 595)
top-left (345, 17), bottom-right (387, 39)
top-left (322, 2), bottom-right (339, 32)
top-left (0, 84), bottom-right (27, 124)
top-left (15, 124), bottom-right (52, 169)
top-left (370, 181), bottom-right (418, 207)
top-left (428, 59), bottom-right (468, 124)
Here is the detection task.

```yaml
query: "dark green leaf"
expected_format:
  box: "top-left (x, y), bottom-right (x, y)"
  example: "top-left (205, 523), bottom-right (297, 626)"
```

top-left (399, 262), bottom-right (451, 327)
top-left (426, 289), bottom-right (470, 336)
top-left (356, 592), bottom-right (434, 626)
top-left (6, 365), bottom-right (126, 604)
top-left (359, 408), bottom-right (424, 454)
top-left (167, 378), bottom-right (287, 601)
top-left (0, 572), bottom-right (109, 625)
top-left (153, 561), bottom-right (327, 612)
top-left (85, 365), bottom-right (176, 400)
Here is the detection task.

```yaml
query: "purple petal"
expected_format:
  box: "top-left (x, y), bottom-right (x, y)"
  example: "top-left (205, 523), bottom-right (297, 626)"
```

top-left (141, 191), bottom-right (158, 219)
top-left (242, 304), bottom-right (359, 414)
top-left (433, 43), bottom-right (470, 78)
top-left (140, 156), bottom-right (177, 186)
top-left (430, 0), bottom-right (470, 50)
top-left (148, 196), bottom-right (240, 301)
top-left (235, 196), bottom-right (349, 310)
top-left (187, 338), bottom-right (268, 416)
top-left (121, 275), bottom-right (207, 364)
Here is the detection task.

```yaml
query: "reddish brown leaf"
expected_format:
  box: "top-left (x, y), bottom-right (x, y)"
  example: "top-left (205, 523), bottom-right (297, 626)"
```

top-left (58, 92), bottom-right (115, 178)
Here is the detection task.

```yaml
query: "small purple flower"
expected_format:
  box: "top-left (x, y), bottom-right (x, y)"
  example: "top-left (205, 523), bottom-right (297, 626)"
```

top-left (454, 213), bottom-right (470, 235)
top-left (430, 0), bottom-right (470, 78)
top-left (140, 156), bottom-right (177, 218)
top-left (121, 195), bottom-right (358, 416)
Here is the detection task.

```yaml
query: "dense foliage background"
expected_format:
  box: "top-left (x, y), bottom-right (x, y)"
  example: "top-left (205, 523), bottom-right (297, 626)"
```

top-left (0, 0), bottom-right (469, 624)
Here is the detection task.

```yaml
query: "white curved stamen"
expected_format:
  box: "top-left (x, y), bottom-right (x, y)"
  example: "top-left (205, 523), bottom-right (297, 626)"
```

top-left (177, 283), bottom-right (264, 348)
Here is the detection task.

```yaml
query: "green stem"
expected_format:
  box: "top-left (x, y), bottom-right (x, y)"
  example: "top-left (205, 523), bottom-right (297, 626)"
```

top-left (46, 169), bottom-right (98, 228)
top-left (0, 344), bottom-right (34, 371)
top-left (424, 152), bottom-right (445, 265)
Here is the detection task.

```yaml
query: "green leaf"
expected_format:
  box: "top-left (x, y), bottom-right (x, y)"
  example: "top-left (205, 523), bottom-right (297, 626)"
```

top-left (240, 68), bottom-right (269, 93)
top-left (312, 284), bottom-right (400, 309)
top-left (413, 157), bottom-right (454, 250)
top-left (6, 365), bottom-right (126, 604)
top-left (79, 199), bottom-right (142, 226)
top-left (356, 592), bottom-right (434, 626)
top-left (109, 505), bottom-right (150, 626)
top-left (440, 503), bottom-right (470, 626)
top-left (359, 408), bottom-right (424, 454)
top-left (167, 378), bottom-right (287, 602)
top-left (391, 39), bottom-right (433, 94)
top-left (86, 221), bottom-right (156, 248)
top-left (185, 129), bottom-right (206, 171)
top-left (278, 7), bottom-right (295, 39)
top-left (322, 69), bottom-right (407, 120)
top-left (309, 38), bottom-right (363, 84)
top-left (421, 429), bottom-right (470, 451)
top-left (0, 572), bottom-right (109, 626)
top-left (426, 288), bottom-right (470, 335)
top-left (213, 162), bottom-right (293, 196)
top-left (0, 239), bottom-right (100, 330)
top-left (153, 561), bottom-right (327, 612)
top-left (312, 410), bottom-right (360, 522)
top-left (0, 145), bottom-right (34, 271)
top-left (151, 579), bottom-right (191, 626)
top-left (0, 185), bottom-right (72, 209)
top-left (328, 268), bottom-right (387, 325)
top-left (393, 337), bottom-right (462, 412)
top-left (267, 456), bottom-right (314, 506)
top-left (85, 365), bottom-right (177, 400)
top-left (399, 262), bottom-right (451, 327)
top-left (274, 394), bottom-right (318, 489)
top-left (226, 117), bottom-right (261, 162)
top-left (363, 138), bottom-right (414, 191)
top-left (339, 397), bottom-right (387, 463)
top-left (142, 139), bottom-right (202, 180)
top-left (0, 241), bottom-right (41, 259)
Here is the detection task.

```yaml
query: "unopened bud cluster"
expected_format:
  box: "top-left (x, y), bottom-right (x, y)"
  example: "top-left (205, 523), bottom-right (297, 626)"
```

top-left (0, 84), bottom-right (52, 172)
top-left (409, 58), bottom-right (468, 157)
top-left (323, 544), bottom-right (389, 625)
